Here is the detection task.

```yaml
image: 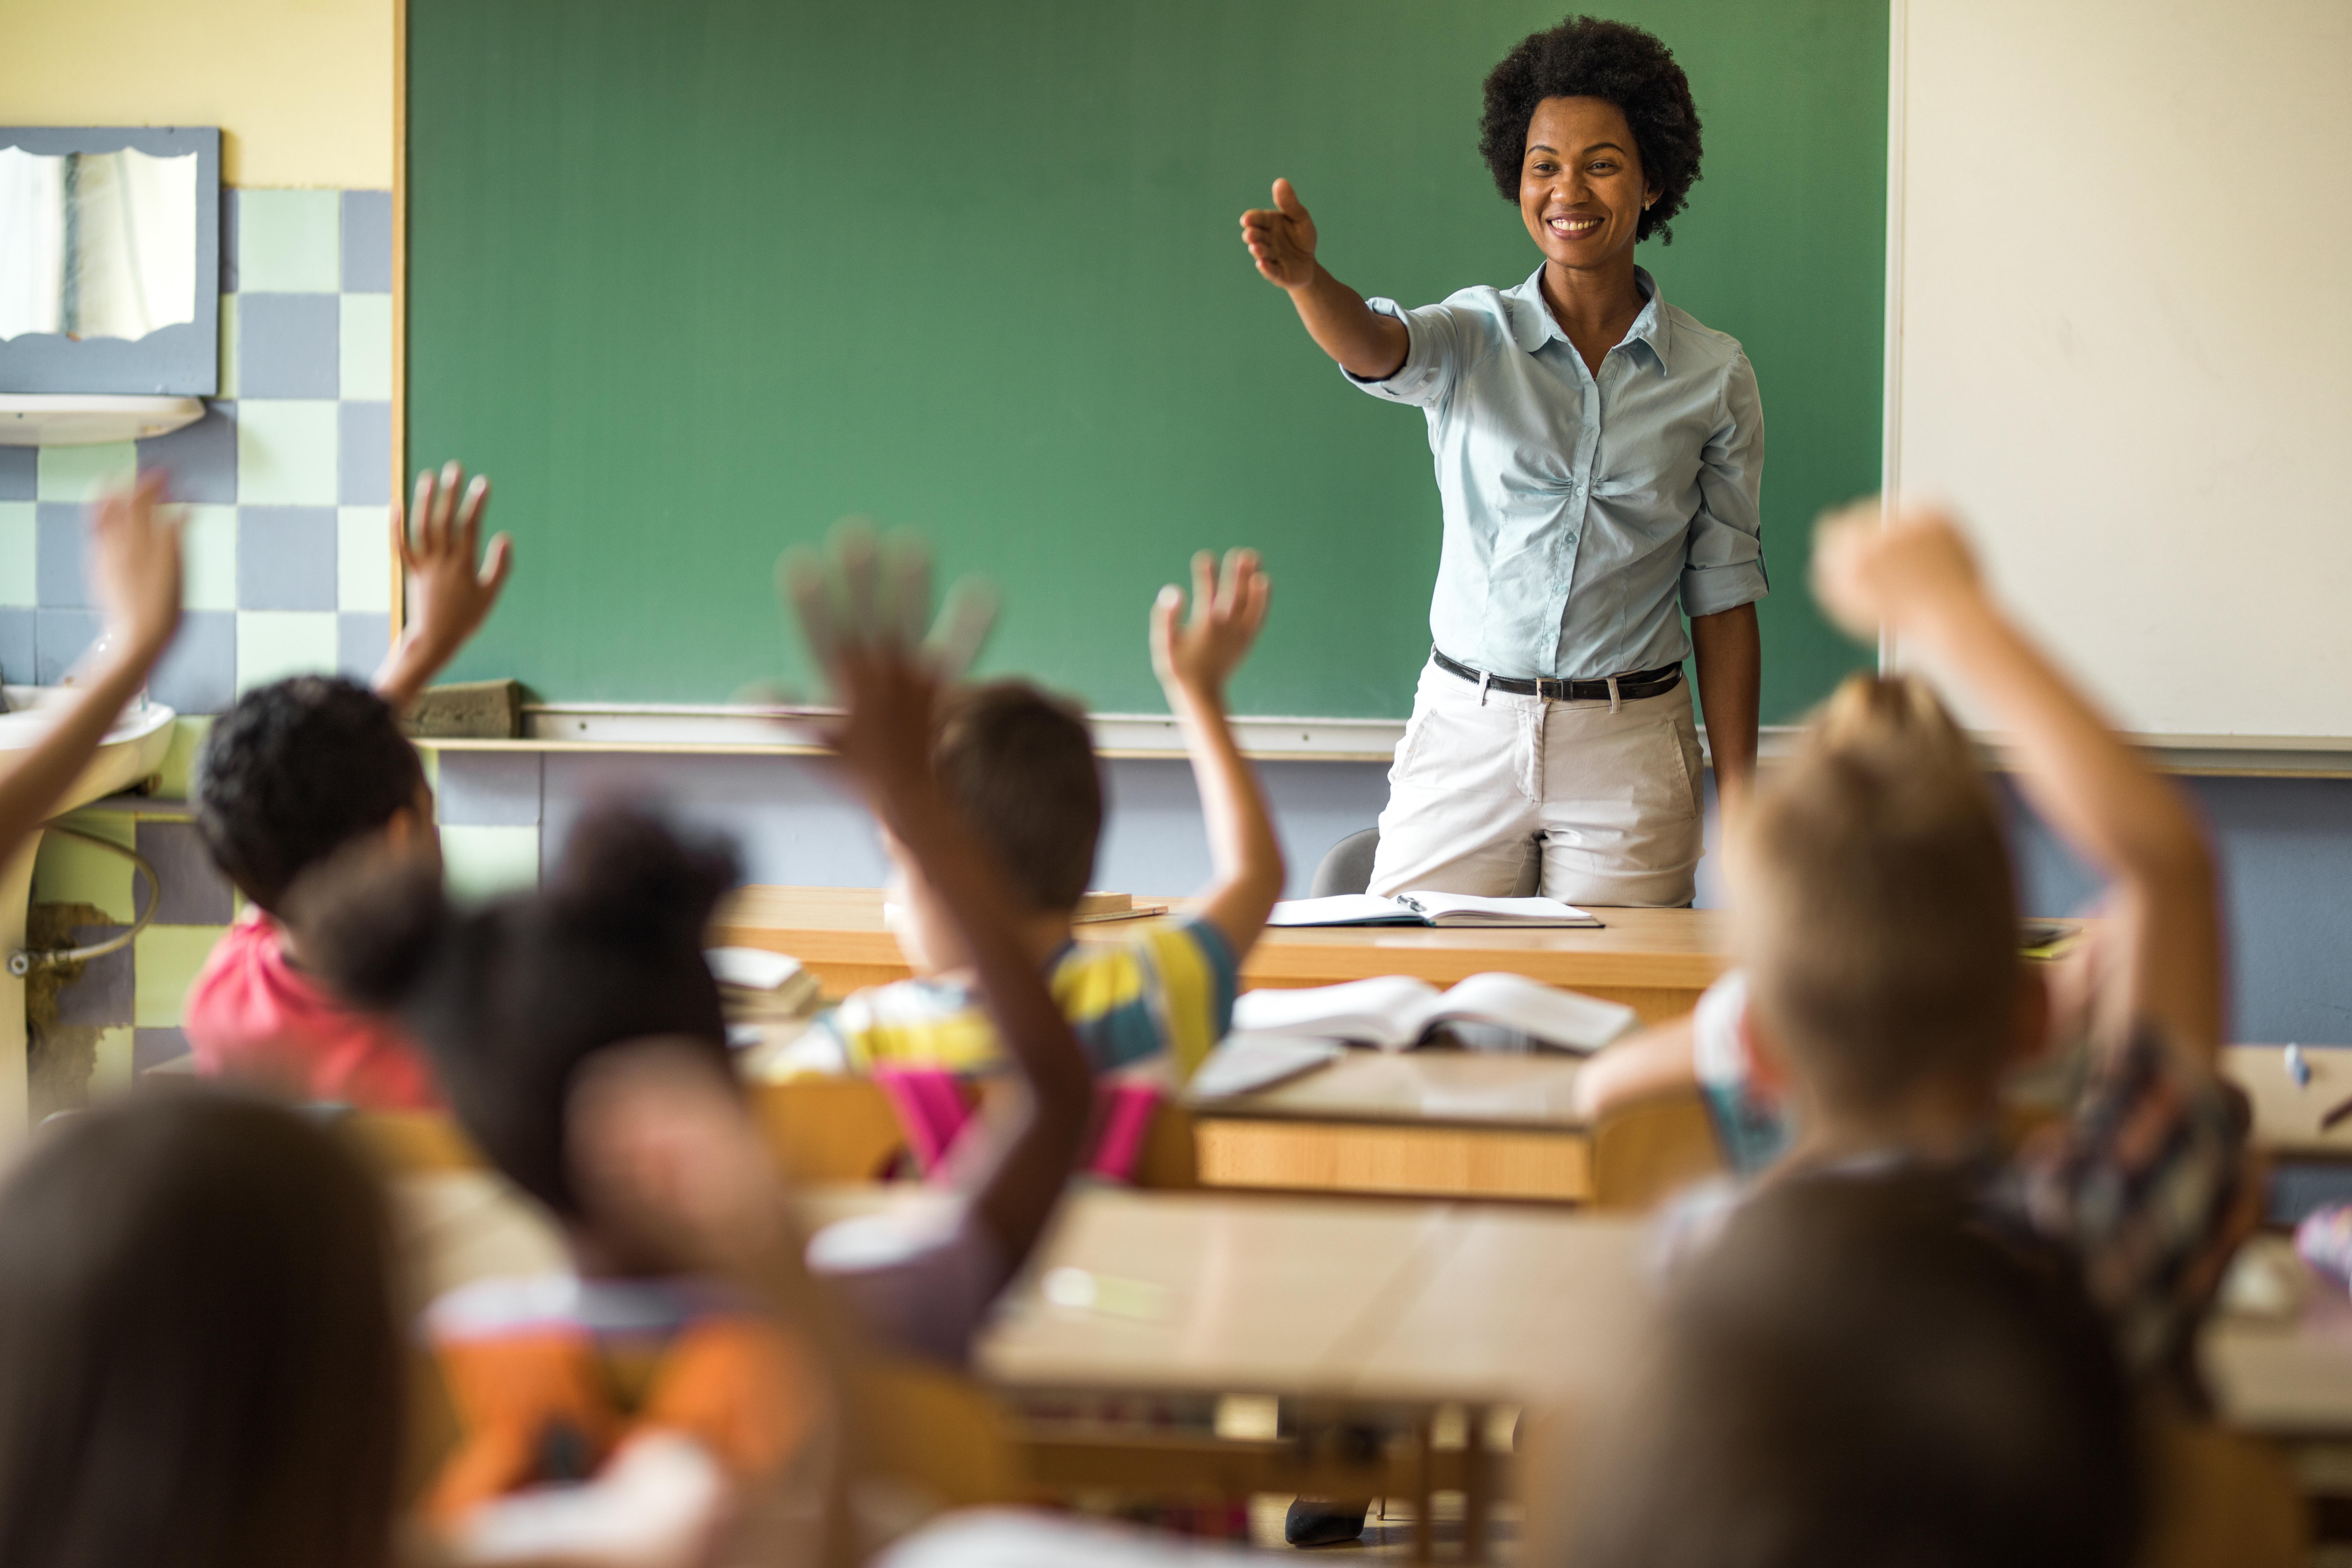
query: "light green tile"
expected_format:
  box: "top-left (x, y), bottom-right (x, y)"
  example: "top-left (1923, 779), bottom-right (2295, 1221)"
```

top-left (182, 505), bottom-right (237, 611)
top-left (440, 824), bottom-right (541, 904)
top-left (217, 294), bottom-right (238, 399)
top-left (154, 717), bottom-right (211, 799)
top-left (235, 399), bottom-right (338, 505)
top-left (237, 189), bottom-right (339, 294)
top-left (33, 814), bottom-right (138, 922)
top-left (0, 503), bottom-right (34, 607)
top-left (135, 924), bottom-right (228, 1028)
top-left (91, 1026), bottom-right (135, 1098)
top-left (337, 506), bottom-right (393, 611)
top-left (37, 442), bottom-right (136, 503)
top-left (236, 611), bottom-right (338, 694)
top-left (419, 747), bottom-right (440, 791)
top-left (339, 292), bottom-right (393, 400)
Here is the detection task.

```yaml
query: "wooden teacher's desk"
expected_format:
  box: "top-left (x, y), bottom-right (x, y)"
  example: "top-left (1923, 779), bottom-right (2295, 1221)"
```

top-left (712, 886), bottom-right (1732, 1024)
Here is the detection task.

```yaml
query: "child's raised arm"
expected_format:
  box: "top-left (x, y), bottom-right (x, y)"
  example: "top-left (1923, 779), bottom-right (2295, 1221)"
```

top-left (783, 531), bottom-right (1093, 1283)
top-left (0, 476), bottom-right (181, 863)
top-left (1152, 548), bottom-right (1284, 959)
top-left (1239, 178), bottom-right (1408, 381)
top-left (1812, 502), bottom-right (2222, 1064)
top-left (374, 462), bottom-right (514, 712)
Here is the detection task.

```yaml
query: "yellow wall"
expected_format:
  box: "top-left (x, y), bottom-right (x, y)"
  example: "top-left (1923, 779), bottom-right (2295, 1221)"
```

top-left (0, 0), bottom-right (392, 188)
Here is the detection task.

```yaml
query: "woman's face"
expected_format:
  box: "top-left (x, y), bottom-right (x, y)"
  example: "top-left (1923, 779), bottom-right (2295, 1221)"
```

top-left (1518, 95), bottom-right (1657, 272)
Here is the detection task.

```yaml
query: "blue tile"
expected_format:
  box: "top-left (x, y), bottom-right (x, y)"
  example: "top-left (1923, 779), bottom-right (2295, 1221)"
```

top-left (336, 611), bottom-right (390, 681)
top-left (0, 448), bottom-right (33, 502)
top-left (0, 608), bottom-right (33, 686)
top-left (35, 609), bottom-right (101, 684)
top-left (439, 751), bottom-right (543, 826)
top-left (136, 820), bottom-right (237, 925)
top-left (236, 293), bottom-right (340, 400)
top-left (148, 610), bottom-right (236, 715)
top-left (342, 191), bottom-right (393, 293)
top-left (35, 503), bottom-right (86, 608)
top-left (236, 506), bottom-right (337, 611)
top-left (52, 923), bottom-right (134, 1027)
top-left (219, 188), bottom-right (239, 294)
top-left (137, 400), bottom-right (238, 505)
top-left (135, 1027), bottom-right (191, 1074)
top-left (338, 400), bottom-right (393, 506)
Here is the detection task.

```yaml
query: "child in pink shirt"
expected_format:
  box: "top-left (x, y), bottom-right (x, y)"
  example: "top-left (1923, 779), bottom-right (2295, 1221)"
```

top-left (182, 462), bottom-right (512, 1108)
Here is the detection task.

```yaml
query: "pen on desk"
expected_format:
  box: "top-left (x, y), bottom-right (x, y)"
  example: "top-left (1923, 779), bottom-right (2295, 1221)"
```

top-left (2321, 1091), bottom-right (2352, 1132)
top-left (2289, 1043), bottom-right (2311, 1089)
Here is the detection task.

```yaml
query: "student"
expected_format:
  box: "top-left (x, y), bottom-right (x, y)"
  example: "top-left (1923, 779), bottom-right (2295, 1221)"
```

top-left (183, 462), bottom-right (511, 1108)
top-left (1240, 15), bottom-right (1763, 907)
top-left (789, 547), bottom-right (1281, 1094)
top-left (295, 805), bottom-right (828, 1550)
top-left (1552, 1172), bottom-right (2142, 1568)
top-left (0, 1092), bottom-right (404, 1568)
top-left (1634, 502), bottom-right (2250, 1390)
top-left (0, 475), bottom-right (181, 865)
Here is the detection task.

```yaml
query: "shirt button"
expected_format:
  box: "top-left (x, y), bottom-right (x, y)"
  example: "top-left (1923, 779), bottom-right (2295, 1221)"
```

top-left (1567, 532), bottom-right (1579, 545)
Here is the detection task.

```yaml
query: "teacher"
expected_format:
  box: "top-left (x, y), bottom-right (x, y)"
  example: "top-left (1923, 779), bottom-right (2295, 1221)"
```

top-left (1240, 15), bottom-right (1763, 909)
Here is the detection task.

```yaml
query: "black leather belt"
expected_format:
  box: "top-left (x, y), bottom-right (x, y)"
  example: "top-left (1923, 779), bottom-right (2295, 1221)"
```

top-left (1432, 648), bottom-right (1684, 702)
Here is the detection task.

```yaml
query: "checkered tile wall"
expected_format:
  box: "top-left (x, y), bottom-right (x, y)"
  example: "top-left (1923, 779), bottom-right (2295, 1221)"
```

top-left (0, 187), bottom-right (396, 714)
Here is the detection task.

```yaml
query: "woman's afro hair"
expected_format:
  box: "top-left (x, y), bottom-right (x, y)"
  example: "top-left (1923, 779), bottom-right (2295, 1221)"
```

top-left (1479, 15), bottom-right (1703, 245)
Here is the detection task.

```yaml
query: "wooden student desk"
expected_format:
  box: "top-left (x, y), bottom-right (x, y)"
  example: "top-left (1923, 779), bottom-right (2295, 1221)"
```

top-left (1188, 1050), bottom-right (1595, 1203)
top-left (711, 885), bottom-right (1732, 1023)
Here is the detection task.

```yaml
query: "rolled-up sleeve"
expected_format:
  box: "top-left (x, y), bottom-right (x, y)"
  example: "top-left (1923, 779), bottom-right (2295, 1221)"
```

top-left (1342, 298), bottom-right (1460, 409)
top-left (1679, 350), bottom-right (1768, 618)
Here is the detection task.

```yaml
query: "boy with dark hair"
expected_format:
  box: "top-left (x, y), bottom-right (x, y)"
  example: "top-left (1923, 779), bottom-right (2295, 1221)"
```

top-left (794, 548), bottom-right (1283, 1089)
top-left (183, 463), bottom-right (512, 1107)
top-left (1556, 1172), bottom-right (2144, 1568)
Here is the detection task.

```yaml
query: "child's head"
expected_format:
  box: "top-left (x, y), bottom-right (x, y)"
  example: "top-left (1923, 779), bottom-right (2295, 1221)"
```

top-left (0, 1092), bottom-right (401, 1568)
top-left (1560, 1172), bottom-right (2141, 1568)
top-left (299, 806), bottom-right (740, 1268)
top-left (194, 676), bottom-right (434, 915)
top-left (1730, 673), bottom-right (2025, 1127)
top-left (885, 679), bottom-right (1102, 973)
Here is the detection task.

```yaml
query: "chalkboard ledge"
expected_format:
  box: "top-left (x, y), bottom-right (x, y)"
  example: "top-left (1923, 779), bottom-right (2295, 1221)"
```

top-left (403, 704), bottom-right (2352, 778)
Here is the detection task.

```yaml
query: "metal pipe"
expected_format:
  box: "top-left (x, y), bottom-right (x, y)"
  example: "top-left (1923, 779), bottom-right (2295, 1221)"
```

top-left (7, 824), bottom-right (161, 978)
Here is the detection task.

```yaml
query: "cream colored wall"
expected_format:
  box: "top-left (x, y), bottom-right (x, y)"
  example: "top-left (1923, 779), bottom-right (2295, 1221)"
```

top-left (0, 0), bottom-right (392, 187)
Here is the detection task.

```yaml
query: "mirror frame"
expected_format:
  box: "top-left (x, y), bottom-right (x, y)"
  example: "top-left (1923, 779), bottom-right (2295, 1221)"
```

top-left (0, 126), bottom-right (220, 397)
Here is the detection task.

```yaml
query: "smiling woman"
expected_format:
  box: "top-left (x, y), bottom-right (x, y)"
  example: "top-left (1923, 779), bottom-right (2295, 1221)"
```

top-left (1238, 14), bottom-right (1764, 920)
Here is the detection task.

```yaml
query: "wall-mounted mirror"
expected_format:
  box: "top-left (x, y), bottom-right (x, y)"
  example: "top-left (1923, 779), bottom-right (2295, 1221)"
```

top-left (0, 128), bottom-right (218, 397)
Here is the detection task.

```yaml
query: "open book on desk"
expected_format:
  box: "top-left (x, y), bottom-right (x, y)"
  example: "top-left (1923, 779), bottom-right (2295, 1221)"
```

top-left (1230, 972), bottom-right (1638, 1055)
top-left (1267, 892), bottom-right (1602, 929)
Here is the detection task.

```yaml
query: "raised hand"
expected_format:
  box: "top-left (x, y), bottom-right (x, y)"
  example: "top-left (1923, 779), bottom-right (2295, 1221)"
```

top-left (397, 461), bottom-right (512, 663)
top-left (1239, 178), bottom-right (1320, 290)
top-left (776, 519), bottom-right (996, 800)
top-left (1152, 547), bottom-right (1271, 703)
top-left (87, 470), bottom-right (182, 667)
top-left (1810, 497), bottom-right (1986, 642)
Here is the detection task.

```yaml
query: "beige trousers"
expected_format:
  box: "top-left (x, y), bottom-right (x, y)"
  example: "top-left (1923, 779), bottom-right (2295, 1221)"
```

top-left (1366, 657), bottom-right (1706, 908)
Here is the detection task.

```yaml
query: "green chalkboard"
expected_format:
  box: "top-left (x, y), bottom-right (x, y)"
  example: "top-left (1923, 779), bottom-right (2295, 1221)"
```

top-left (408, 0), bottom-right (1882, 721)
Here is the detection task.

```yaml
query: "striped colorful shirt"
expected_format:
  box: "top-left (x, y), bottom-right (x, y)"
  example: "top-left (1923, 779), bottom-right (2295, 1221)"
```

top-left (813, 915), bottom-right (1239, 1083)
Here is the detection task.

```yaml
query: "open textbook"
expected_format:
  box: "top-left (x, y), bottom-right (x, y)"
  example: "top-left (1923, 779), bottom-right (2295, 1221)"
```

top-left (1266, 892), bottom-right (1601, 929)
top-left (1230, 972), bottom-right (1638, 1054)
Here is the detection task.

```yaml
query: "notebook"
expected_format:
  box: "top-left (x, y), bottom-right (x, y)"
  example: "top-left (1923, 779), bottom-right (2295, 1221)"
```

top-left (1230, 972), bottom-right (1638, 1054)
top-left (1266, 891), bottom-right (1602, 929)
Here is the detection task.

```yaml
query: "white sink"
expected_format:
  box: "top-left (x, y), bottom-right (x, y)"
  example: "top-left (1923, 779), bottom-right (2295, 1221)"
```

top-left (0, 687), bottom-right (181, 1138)
top-left (0, 686), bottom-right (178, 811)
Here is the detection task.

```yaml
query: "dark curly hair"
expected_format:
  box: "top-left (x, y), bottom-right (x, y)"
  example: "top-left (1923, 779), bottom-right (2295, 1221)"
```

top-left (1479, 15), bottom-right (1703, 245)
top-left (194, 676), bottom-right (427, 912)
top-left (295, 805), bottom-right (738, 1222)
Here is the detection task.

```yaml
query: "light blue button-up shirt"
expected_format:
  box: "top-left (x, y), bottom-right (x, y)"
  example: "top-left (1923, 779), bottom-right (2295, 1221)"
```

top-left (1352, 265), bottom-right (1766, 680)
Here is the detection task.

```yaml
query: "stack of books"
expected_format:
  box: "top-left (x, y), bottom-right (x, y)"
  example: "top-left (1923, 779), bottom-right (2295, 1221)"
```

top-left (705, 946), bottom-right (823, 1026)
